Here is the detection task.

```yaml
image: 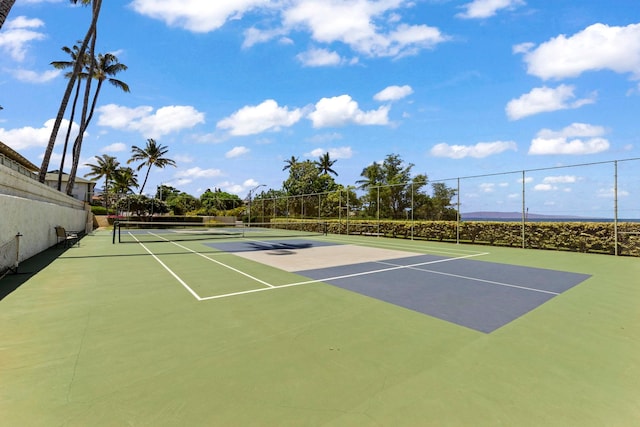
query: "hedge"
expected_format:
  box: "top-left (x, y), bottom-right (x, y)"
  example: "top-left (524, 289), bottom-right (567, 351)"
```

top-left (274, 219), bottom-right (640, 257)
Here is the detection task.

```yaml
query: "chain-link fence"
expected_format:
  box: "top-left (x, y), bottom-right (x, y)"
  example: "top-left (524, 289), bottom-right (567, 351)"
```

top-left (250, 158), bottom-right (640, 256)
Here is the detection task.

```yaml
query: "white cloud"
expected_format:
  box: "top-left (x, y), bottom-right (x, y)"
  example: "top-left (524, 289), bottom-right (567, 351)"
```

top-left (374, 85), bottom-right (414, 102)
top-left (173, 154), bottom-right (194, 163)
top-left (529, 123), bottom-right (610, 155)
top-left (131, 0), bottom-right (447, 59)
top-left (129, 0), bottom-right (272, 33)
top-left (534, 183), bottom-right (556, 191)
top-left (0, 119), bottom-right (79, 150)
top-left (306, 146), bottom-right (353, 159)
top-left (0, 16), bottom-right (46, 61)
top-left (308, 95), bottom-right (390, 128)
top-left (217, 178), bottom-right (260, 195)
top-left (542, 175), bottom-right (578, 184)
top-left (283, 1), bottom-right (446, 58)
top-left (597, 187), bottom-right (630, 198)
top-left (430, 140), bottom-right (517, 159)
top-left (457, 0), bottom-right (525, 19)
top-left (174, 167), bottom-right (224, 179)
top-left (520, 23), bottom-right (640, 80)
top-left (242, 27), bottom-right (288, 48)
top-left (297, 48), bottom-right (344, 67)
top-left (97, 104), bottom-right (205, 137)
top-left (506, 85), bottom-right (596, 120)
top-left (217, 100), bottom-right (303, 136)
top-left (226, 146), bottom-right (250, 158)
top-left (10, 68), bottom-right (60, 83)
top-left (479, 183), bottom-right (496, 193)
top-left (519, 176), bottom-right (534, 184)
top-left (102, 142), bottom-right (127, 153)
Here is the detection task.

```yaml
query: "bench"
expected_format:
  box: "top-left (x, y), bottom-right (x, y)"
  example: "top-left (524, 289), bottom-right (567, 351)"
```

top-left (55, 226), bottom-right (80, 248)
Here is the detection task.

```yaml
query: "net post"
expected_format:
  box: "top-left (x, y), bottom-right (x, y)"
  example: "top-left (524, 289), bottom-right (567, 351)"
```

top-left (112, 220), bottom-right (119, 244)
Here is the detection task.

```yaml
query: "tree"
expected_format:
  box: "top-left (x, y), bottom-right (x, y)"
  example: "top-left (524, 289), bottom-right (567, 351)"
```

top-left (156, 185), bottom-right (181, 202)
top-left (426, 182), bottom-right (457, 220)
top-left (314, 152), bottom-right (338, 176)
top-left (116, 194), bottom-right (168, 217)
top-left (357, 154), bottom-right (428, 219)
top-left (282, 155), bottom-right (299, 171)
top-left (111, 167), bottom-right (138, 197)
top-left (127, 139), bottom-right (176, 195)
top-left (167, 193), bottom-right (200, 215)
top-left (65, 51), bottom-right (129, 195)
top-left (356, 162), bottom-right (384, 217)
top-left (283, 160), bottom-right (339, 218)
top-left (39, 0), bottom-right (102, 183)
top-left (51, 42), bottom-right (89, 191)
top-left (84, 154), bottom-right (119, 209)
top-left (200, 189), bottom-right (242, 215)
top-left (0, 0), bottom-right (17, 31)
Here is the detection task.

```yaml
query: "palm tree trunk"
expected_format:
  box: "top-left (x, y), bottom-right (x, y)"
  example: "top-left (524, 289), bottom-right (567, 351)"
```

top-left (66, 1), bottom-right (101, 196)
top-left (66, 76), bottom-right (103, 196)
top-left (39, 0), bottom-right (102, 183)
top-left (57, 78), bottom-right (83, 191)
top-left (139, 165), bottom-right (152, 195)
top-left (0, 0), bottom-right (17, 31)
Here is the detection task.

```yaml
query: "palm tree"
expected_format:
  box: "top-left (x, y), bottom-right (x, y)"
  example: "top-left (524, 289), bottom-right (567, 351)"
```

top-left (314, 152), bottom-right (338, 176)
top-left (51, 42), bottom-right (89, 191)
top-left (65, 51), bottom-right (129, 195)
top-left (112, 167), bottom-right (138, 197)
top-left (282, 156), bottom-right (299, 171)
top-left (127, 139), bottom-right (176, 195)
top-left (39, 0), bottom-right (102, 184)
top-left (0, 0), bottom-right (17, 31)
top-left (84, 154), bottom-right (119, 209)
top-left (356, 162), bottom-right (383, 189)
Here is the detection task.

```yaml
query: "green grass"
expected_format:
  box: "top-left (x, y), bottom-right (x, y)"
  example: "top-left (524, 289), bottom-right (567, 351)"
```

top-left (0, 231), bottom-right (639, 426)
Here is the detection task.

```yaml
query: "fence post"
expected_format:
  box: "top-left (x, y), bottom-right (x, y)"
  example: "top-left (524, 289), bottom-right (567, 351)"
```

top-left (457, 178), bottom-right (460, 245)
top-left (411, 182), bottom-right (414, 240)
top-left (522, 170), bottom-right (526, 249)
top-left (614, 160), bottom-right (619, 256)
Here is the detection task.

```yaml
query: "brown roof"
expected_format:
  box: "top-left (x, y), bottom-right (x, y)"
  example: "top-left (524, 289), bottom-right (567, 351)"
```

top-left (0, 140), bottom-right (39, 172)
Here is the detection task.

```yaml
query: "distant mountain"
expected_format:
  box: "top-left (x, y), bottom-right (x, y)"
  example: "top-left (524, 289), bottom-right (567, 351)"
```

top-left (462, 211), bottom-right (588, 220)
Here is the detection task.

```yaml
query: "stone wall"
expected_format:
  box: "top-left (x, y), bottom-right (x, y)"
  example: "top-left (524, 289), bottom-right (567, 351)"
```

top-left (1, 164), bottom-right (90, 265)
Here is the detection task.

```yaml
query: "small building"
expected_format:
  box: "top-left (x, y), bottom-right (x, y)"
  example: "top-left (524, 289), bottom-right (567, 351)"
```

top-left (44, 171), bottom-right (96, 204)
top-left (0, 140), bottom-right (39, 178)
top-left (1, 140), bottom-right (96, 203)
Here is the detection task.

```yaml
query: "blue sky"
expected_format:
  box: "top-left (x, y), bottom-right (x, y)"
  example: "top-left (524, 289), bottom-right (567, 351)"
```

top-left (1, 0), bottom-right (639, 218)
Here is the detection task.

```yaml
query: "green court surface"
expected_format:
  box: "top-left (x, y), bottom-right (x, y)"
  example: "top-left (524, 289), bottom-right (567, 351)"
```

top-left (1, 230), bottom-right (639, 426)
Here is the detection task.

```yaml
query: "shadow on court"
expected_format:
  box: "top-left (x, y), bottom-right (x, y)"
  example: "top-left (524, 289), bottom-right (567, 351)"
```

top-left (0, 245), bottom-right (69, 301)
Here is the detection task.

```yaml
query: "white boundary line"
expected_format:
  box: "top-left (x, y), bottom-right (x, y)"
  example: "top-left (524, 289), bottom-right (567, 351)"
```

top-left (133, 231), bottom-right (542, 303)
top-left (376, 260), bottom-right (560, 296)
top-left (322, 234), bottom-right (488, 257)
top-left (131, 234), bottom-right (203, 301)
top-left (162, 237), bottom-right (275, 289)
top-left (199, 252), bottom-right (489, 301)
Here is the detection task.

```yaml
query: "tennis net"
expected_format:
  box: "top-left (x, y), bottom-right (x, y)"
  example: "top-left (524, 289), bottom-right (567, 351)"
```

top-left (0, 233), bottom-right (20, 280)
top-left (113, 221), bottom-right (327, 243)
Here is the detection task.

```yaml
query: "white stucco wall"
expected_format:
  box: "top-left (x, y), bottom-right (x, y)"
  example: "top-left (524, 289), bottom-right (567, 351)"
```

top-left (1, 164), bottom-right (90, 266)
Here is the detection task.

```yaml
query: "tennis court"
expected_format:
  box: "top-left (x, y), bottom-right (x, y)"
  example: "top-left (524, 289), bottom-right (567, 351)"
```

top-left (1, 227), bottom-right (639, 426)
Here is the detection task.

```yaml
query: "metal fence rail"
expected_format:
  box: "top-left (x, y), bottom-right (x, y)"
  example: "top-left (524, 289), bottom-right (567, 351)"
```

top-left (250, 157), bottom-right (640, 256)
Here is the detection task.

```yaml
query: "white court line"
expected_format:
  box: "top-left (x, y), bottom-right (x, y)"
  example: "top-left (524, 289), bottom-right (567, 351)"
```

top-left (199, 252), bottom-right (488, 301)
top-left (323, 234), bottom-right (488, 257)
top-left (376, 260), bottom-right (560, 296)
top-left (130, 233), bottom-right (203, 301)
top-left (163, 237), bottom-right (276, 289)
